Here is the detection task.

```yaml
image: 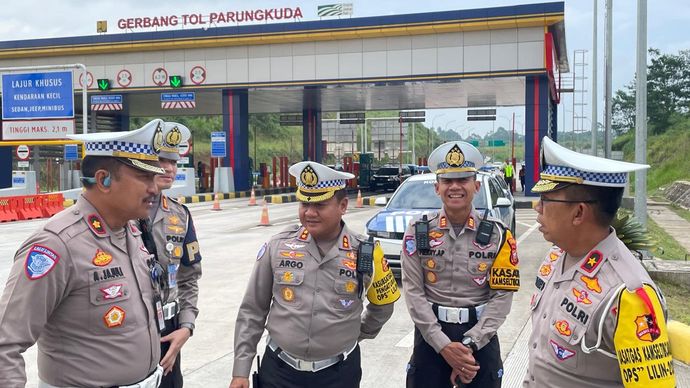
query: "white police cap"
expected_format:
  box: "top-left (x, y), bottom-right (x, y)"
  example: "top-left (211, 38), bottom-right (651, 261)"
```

top-left (289, 161), bottom-right (354, 202)
top-left (428, 141), bottom-right (484, 178)
top-left (156, 122), bottom-right (191, 161)
top-left (532, 136), bottom-right (650, 193)
top-left (67, 119), bottom-right (165, 174)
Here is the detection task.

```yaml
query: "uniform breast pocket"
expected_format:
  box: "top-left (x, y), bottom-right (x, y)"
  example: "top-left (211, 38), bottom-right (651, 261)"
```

top-left (274, 269), bottom-right (304, 308)
top-left (333, 278), bottom-right (360, 311)
top-left (547, 312), bottom-right (587, 369)
top-left (88, 280), bottom-right (136, 334)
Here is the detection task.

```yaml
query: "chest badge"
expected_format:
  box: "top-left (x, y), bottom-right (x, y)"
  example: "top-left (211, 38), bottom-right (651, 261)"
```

top-left (92, 249), bottom-right (113, 266)
top-left (539, 263), bottom-right (552, 277)
top-left (549, 339), bottom-right (575, 361)
top-left (281, 287), bottom-right (295, 302)
top-left (103, 306), bottom-right (126, 328)
top-left (426, 271), bottom-right (438, 284)
top-left (554, 320), bottom-right (572, 337)
top-left (580, 275), bottom-right (602, 293)
top-left (100, 284), bottom-right (124, 300)
top-left (282, 271), bottom-right (294, 282)
top-left (572, 288), bottom-right (592, 305)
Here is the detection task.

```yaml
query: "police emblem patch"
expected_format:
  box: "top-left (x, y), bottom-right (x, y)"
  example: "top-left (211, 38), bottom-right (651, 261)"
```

top-left (554, 320), bottom-right (572, 337)
top-left (404, 235), bottom-right (416, 256)
top-left (339, 299), bottom-right (355, 308)
top-left (92, 249), bottom-right (113, 266)
top-left (635, 314), bottom-right (661, 342)
top-left (280, 251), bottom-right (305, 259)
top-left (539, 263), bottom-right (552, 277)
top-left (429, 239), bottom-right (444, 248)
top-left (477, 262), bottom-right (488, 272)
top-left (426, 258), bottom-right (436, 269)
top-left (100, 284), bottom-right (124, 300)
top-left (256, 243), bottom-right (268, 261)
top-left (472, 276), bottom-right (487, 286)
top-left (549, 339), bottom-right (575, 361)
top-left (572, 288), bottom-right (592, 304)
top-left (284, 242), bottom-right (305, 250)
top-left (281, 287), bottom-right (295, 302)
top-left (580, 275), bottom-right (602, 293)
top-left (429, 231), bottom-right (444, 239)
top-left (167, 215), bottom-right (180, 225)
top-left (300, 165), bottom-right (319, 187)
top-left (104, 306), bottom-right (126, 328)
top-left (282, 271), bottom-right (294, 282)
top-left (87, 214), bottom-right (106, 235)
top-left (342, 259), bottom-right (356, 270)
top-left (25, 245), bottom-right (60, 280)
top-left (345, 281), bottom-right (357, 293)
top-left (445, 143), bottom-right (465, 167)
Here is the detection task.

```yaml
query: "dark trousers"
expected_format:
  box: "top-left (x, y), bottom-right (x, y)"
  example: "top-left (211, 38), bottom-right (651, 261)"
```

top-left (520, 177), bottom-right (525, 192)
top-left (159, 317), bottom-right (183, 388)
top-left (406, 322), bottom-right (502, 388)
top-left (258, 344), bottom-right (362, 388)
top-left (504, 176), bottom-right (514, 193)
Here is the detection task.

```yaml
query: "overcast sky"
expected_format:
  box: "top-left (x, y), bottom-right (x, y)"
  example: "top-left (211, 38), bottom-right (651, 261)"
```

top-left (1, 0), bottom-right (688, 137)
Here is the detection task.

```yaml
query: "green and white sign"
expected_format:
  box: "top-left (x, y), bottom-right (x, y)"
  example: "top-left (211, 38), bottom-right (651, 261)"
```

top-left (317, 3), bottom-right (353, 17)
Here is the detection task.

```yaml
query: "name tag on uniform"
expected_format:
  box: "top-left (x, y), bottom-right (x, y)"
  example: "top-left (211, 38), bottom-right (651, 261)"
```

top-left (168, 263), bottom-right (179, 288)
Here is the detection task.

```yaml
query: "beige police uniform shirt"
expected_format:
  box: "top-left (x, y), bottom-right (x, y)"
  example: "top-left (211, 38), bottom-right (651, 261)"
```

top-left (0, 195), bottom-right (160, 387)
top-left (150, 195), bottom-right (202, 328)
top-left (402, 208), bottom-right (516, 353)
top-left (524, 230), bottom-right (669, 387)
top-left (232, 223), bottom-right (395, 378)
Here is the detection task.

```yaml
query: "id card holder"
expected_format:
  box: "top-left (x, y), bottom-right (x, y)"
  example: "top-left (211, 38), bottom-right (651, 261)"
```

top-left (154, 294), bottom-right (165, 333)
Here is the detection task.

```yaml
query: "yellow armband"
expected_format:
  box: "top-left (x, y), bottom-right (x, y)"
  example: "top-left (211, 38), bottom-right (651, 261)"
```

top-left (488, 229), bottom-right (520, 291)
top-left (614, 284), bottom-right (675, 387)
top-left (366, 241), bottom-right (400, 305)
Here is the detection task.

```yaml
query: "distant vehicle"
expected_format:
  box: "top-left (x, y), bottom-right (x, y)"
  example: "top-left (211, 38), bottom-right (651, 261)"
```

top-left (414, 165), bottom-right (430, 174)
top-left (365, 172), bottom-right (515, 277)
top-left (370, 165), bottom-right (412, 191)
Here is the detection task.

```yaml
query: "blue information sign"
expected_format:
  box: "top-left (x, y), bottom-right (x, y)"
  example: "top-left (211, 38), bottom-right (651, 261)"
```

top-left (211, 131), bottom-right (227, 158)
top-left (64, 144), bottom-right (79, 161)
top-left (161, 92), bottom-right (195, 102)
top-left (90, 95), bottom-right (122, 104)
top-left (2, 71), bottom-right (74, 120)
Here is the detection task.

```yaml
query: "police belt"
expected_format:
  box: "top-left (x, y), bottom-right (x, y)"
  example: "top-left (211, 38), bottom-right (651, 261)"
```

top-left (267, 336), bottom-right (357, 372)
top-left (163, 299), bottom-right (179, 321)
top-left (38, 365), bottom-right (163, 388)
top-left (432, 303), bottom-right (486, 324)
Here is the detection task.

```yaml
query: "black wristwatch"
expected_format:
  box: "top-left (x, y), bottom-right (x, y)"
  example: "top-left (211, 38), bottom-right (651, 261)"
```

top-left (461, 336), bottom-right (478, 353)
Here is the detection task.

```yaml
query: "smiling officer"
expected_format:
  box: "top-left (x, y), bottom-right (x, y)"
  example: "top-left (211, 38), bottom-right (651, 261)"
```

top-left (525, 137), bottom-right (675, 388)
top-left (230, 161), bottom-right (398, 388)
top-left (0, 120), bottom-right (166, 387)
top-left (402, 141), bottom-right (519, 388)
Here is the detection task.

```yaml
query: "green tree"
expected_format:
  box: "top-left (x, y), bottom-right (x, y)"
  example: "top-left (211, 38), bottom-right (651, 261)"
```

top-left (612, 49), bottom-right (690, 135)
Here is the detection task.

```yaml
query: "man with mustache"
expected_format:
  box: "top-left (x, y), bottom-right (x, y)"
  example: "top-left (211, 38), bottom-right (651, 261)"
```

top-left (146, 122), bottom-right (203, 387)
top-left (0, 120), bottom-right (167, 387)
top-left (524, 137), bottom-right (675, 388)
top-left (403, 141), bottom-right (519, 388)
top-left (230, 161), bottom-right (398, 388)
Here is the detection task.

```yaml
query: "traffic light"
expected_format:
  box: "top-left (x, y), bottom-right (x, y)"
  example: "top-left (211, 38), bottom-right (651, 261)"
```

top-left (170, 75), bottom-right (183, 88)
top-left (97, 79), bottom-right (111, 91)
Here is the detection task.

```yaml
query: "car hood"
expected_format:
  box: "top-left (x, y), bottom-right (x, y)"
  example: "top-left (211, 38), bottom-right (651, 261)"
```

top-left (366, 208), bottom-right (436, 233)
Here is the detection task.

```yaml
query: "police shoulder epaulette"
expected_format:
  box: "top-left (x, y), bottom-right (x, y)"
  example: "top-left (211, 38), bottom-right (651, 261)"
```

top-left (277, 224), bottom-right (301, 237)
top-left (606, 244), bottom-right (646, 292)
top-left (44, 207), bottom-right (86, 236)
top-left (167, 195), bottom-right (182, 205)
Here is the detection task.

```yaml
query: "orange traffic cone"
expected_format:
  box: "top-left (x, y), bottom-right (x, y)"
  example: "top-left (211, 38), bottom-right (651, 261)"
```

top-left (248, 188), bottom-right (257, 206)
top-left (259, 200), bottom-right (271, 226)
top-left (356, 190), bottom-right (363, 208)
top-left (211, 193), bottom-right (222, 211)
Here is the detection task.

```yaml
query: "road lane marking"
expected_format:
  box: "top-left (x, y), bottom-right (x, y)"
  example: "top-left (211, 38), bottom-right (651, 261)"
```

top-left (517, 222), bottom-right (539, 244)
top-left (395, 329), bottom-right (415, 348)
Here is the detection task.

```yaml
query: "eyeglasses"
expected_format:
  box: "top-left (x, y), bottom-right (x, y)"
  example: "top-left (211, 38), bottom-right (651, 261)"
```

top-left (539, 197), bottom-right (598, 204)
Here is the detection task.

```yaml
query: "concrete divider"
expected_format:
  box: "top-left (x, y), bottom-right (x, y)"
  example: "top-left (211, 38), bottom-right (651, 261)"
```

top-left (668, 320), bottom-right (690, 364)
top-left (0, 171), bottom-right (38, 197)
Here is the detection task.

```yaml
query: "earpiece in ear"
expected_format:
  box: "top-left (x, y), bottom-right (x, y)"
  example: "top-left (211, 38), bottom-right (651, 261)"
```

top-left (102, 174), bottom-right (111, 188)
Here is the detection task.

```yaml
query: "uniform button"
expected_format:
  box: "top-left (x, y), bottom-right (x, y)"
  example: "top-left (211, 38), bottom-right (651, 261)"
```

top-left (452, 287), bottom-right (457, 291)
top-left (531, 375), bottom-right (535, 382)
top-left (554, 284), bottom-right (560, 289)
top-left (72, 209), bottom-right (80, 215)
top-left (573, 334), bottom-right (578, 340)
top-left (612, 256), bottom-right (618, 261)
top-left (542, 314), bottom-right (547, 319)
top-left (315, 289), bottom-right (320, 293)
top-left (532, 342), bottom-right (537, 349)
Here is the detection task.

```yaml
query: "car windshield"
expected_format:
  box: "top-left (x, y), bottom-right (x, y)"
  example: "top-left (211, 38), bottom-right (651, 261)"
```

top-left (376, 167), bottom-right (399, 175)
top-left (386, 177), bottom-right (488, 210)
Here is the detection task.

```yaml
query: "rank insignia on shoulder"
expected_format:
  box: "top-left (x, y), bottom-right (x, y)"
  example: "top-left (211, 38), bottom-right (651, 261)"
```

top-left (88, 214), bottom-right (106, 235)
top-left (581, 250), bottom-right (603, 273)
top-left (467, 217), bottom-right (475, 229)
top-left (439, 216), bottom-right (447, 228)
top-left (342, 235), bottom-right (350, 249)
top-left (104, 306), bottom-right (125, 328)
top-left (25, 245), bottom-right (60, 280)
top-left (92, 249), bottom-right (113, 266)
top-left (298, 228), bottom-right (310, 241)
top-left (256, 243), bottom-right (268, 261)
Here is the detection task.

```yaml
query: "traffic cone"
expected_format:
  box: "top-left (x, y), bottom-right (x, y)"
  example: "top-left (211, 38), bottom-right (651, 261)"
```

top-left (211, 193), bottom-right (222, 211)
top-left (259, 200), bottom-right (271, 226)
top-left (356, 190), bottom-right (363, 208)
top-left (248, 188), bottom-right (257, 206)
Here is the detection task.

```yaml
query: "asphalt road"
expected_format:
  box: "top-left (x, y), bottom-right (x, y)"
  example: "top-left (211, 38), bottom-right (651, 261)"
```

top-left (0, 198), bottom-right (551, 387)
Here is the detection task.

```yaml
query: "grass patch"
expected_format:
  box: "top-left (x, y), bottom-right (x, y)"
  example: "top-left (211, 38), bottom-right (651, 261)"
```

top-left (646, 218), bottom-right (690, 260)
top-left (670, 203), bottom-right (690, 223)
top-left (655, 278), bottom-right (690, 325)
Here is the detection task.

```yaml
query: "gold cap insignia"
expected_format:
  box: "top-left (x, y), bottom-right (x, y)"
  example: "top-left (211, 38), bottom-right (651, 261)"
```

top-left (165, 126), bottom-right (182, 147)
top-left (152, 122), bottom-right (164, 153)
top-left (300, 165), bottom-right (319, 187)
top-left (445, 144), bottom-right (465, 167)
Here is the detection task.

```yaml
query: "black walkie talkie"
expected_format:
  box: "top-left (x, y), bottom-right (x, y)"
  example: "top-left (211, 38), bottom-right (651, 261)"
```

top-left (357, 239), bottom-right (375, 298)
top-left (475, 209), bottom-right (494, 246)
top-left (415, 215), bottom-right (430, 251)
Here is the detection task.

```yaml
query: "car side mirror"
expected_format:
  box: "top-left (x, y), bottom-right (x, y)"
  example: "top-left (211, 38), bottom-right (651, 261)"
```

top-left (495, 197), bottom-right (512, 208)
top-left (374, 196), bottom-right (388, 206)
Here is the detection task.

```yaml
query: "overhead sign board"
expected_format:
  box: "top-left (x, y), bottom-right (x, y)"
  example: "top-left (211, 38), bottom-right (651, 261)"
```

top-left (399, 110), bottom-right (425, 123)
top-left (161, 92), bottom-right (196, 109)
top-left (16, 145), bottom-right (30, 160)
top-left (1, 71), bottom-right (74, 120)
top-left (210, 132), bottom-right (227, 158)
top-left (2, 119), bottom-right (75, 140)
top-left (91, 94), bottom-right (123, 111)
top-left (339, 112), bottom-right (365, 124)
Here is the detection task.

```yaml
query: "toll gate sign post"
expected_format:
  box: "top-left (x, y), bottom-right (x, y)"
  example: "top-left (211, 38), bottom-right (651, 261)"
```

top-left (211, 132), bottom-right (227, 194)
